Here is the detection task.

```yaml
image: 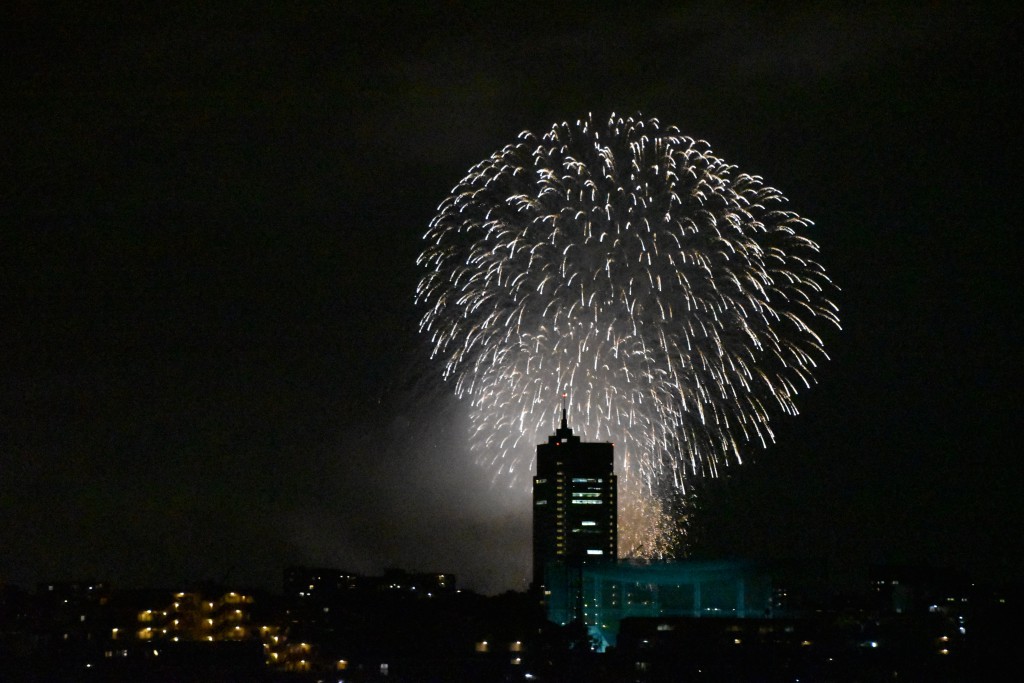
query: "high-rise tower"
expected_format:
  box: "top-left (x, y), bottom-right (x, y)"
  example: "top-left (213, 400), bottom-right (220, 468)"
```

top-left (532, 403), bottom-right (617, 593)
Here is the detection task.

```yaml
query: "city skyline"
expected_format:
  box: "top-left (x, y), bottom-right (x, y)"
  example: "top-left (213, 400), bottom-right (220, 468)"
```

top-left (2, 3), bottom-right (1020, 594)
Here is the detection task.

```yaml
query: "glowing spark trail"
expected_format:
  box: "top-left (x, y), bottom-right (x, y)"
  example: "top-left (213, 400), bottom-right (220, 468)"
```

top-left (416, 113), bottom-right (839, 556)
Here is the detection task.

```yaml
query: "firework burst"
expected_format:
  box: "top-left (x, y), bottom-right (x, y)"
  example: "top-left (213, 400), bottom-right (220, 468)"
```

top-left (416, 113), bottom-right (838, 556)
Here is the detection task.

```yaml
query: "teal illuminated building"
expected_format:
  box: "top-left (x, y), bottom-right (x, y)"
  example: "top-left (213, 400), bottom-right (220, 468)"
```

top-left (547, 559), bottom-right (772, 648)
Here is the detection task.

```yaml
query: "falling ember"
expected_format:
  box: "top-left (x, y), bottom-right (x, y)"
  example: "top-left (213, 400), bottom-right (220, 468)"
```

top-left (416, 113), bottom-right (839, 556)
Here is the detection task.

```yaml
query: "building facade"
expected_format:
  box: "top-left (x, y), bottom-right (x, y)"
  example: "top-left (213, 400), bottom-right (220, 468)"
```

top-left (548, 559), bottom-right (772, 647)
top-left (532, 408), bottom-right (617, 600)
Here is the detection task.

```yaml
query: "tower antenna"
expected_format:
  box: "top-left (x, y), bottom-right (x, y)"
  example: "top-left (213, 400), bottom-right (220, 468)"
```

top-left (561, 392), bottom-right (568, 430)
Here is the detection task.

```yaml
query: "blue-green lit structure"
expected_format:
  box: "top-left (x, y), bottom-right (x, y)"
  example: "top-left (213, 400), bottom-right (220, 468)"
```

top-left (546, 559), bottom-right (772, 648)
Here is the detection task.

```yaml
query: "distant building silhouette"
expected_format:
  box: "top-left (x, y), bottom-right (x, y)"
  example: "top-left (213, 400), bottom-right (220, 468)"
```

top-left (532, 402), bottom-right (617, 610)
top-left (284, 567), bottom-right (455, 602)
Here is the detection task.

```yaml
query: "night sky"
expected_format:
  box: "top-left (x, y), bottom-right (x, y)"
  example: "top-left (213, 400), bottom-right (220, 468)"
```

top-left (2, 3), bottom-right (1020, 595)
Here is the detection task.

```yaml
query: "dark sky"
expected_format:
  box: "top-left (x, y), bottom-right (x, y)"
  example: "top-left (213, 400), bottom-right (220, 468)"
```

top-left (2, 3), bottom-right (1021, 594)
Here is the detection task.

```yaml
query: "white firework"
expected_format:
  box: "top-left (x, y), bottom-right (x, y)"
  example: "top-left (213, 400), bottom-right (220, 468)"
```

top-left (416, 113), bottom-right (838, 555)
